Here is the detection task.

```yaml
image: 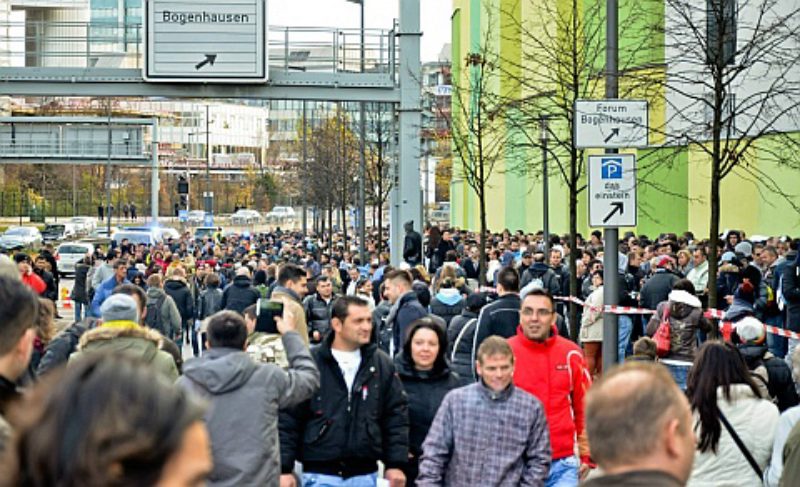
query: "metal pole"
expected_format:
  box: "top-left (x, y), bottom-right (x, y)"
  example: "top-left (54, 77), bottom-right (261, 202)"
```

top-left (358, 0), bottom-right (367, 263)
top-left (541, 116), bottom-right (550, 257)
top-left (105, 99), bottom-right (112, 234)
top-left (602, 0), bottom-right (620, 371)
top-left (302, 100), bottom-right (308, 234)
top-left (205, 104), bottom-right (212, 216)
top-left (151, 117), bottom-right (159, 223)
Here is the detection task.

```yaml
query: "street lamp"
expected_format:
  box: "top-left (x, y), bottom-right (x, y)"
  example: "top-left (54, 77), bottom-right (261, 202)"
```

top-left (347, 0), bottom-right (367, 263)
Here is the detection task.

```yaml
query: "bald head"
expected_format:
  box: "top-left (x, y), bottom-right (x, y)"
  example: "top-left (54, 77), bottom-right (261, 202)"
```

top-left (586, 362), bottom-right (694, 481)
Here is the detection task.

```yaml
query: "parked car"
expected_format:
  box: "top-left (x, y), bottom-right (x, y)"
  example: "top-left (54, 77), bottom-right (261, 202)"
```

top-left (55, 242), bottom-right (94, 276)
top-left (266, 206), bottom-right (296, 223)
top-left (0, 226), bottom-right (42, 250)
top-left (82, 226), bottom-right (118, 245)
top-left (68, 216), bottom-right (97, 235)
top-left (187, 210), bottom-right (206, 225)
top-left (231, 209), bottom-right (262, 225)
top-left (124, 226), bottom-right (180, 242)
top-left (42, 223), bottom-right (78, 243)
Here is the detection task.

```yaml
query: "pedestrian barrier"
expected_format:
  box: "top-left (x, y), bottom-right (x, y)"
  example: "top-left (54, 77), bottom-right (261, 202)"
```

top-left (478, 286), bottom-right (800, 340)
top-left (60, 287), bottom-right (72, 310)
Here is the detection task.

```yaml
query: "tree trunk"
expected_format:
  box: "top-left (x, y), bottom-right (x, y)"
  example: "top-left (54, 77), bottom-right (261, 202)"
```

top-left (478, 190), bottom-right (488, 287)
top-left (708, 160), bottom-right (721, 309)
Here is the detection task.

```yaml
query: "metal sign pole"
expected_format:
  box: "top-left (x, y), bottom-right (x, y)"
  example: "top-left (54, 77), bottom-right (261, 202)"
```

top-left (602, 0), bottom-right (620, 372)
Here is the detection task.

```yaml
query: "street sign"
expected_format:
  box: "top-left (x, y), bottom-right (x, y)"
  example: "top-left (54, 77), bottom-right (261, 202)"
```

top-left (574, 100), bottom-right (648, 148)
top-left (588, 154), bottom-right (637, 228)
top-left (144, 0), bottom-right (267, 83)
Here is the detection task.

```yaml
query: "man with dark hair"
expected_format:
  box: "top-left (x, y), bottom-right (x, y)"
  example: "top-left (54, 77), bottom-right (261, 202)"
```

top-left (403, 220), bottom-right (423, 267)
top-left (303, 275), bottom-right (338, 343)
top-left (382, 269), bottom-right (427, 355)
top-left (509, 289), bottom-right (594, 485)
top-left (520, 252), bottom-right (561, 297)
top-left (417, 336), bottom-right (551, 486)
top-left (0, 275), bottom-right (39, 448)
top-left (272, 263), bottom-right (310, 346)
top-left (280, 296), bottom-right (409, 487)
top-left (583, 362), bottom-right (694, 486)
top-left (164, 267), bottom-right (195, 350)
top-left (178, 309), bottom-right (318, 487)
top-left (90, 259), bottom-right (130, 317)
top-left (471, 266), bottom-right (522, 361)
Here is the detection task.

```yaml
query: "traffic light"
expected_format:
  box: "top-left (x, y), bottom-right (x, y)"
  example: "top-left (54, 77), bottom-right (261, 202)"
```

top-left (180, 194), bottom-right (188, 208)
top-left (177, 175), bottom-right (189, 195)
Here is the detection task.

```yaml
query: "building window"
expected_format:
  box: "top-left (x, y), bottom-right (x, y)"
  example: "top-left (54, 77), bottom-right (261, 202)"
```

top-left (706, 0), bottom-right (737, 67)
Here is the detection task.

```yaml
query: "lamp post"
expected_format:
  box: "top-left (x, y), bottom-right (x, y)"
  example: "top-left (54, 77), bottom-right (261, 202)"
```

top-left (347, 0), bottom-right (367, 263)
top-left (540, 115), bottom-right (550, 257)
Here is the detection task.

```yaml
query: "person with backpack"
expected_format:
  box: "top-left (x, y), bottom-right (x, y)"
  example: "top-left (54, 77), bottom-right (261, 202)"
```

top-left (447, 292), bottom-right (488, 386)
top-left (196, 273), bottom-right (224, 354)
top-left (520, 252), bottom-right (561, 297)
top-left (164, 267), bottom-right (195, 348)
top-left (144, 273), bottom-right (182, 343)
top-left (735, 317), bottom-right (799, 412)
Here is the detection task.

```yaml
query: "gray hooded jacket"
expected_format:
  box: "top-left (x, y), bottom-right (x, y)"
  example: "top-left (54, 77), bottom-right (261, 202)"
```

top-left (176, 332), bottom-right (319, 487)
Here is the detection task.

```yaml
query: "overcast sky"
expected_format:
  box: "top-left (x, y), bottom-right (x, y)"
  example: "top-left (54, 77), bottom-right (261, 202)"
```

top-left (269, 0), bottom-right (452, 62)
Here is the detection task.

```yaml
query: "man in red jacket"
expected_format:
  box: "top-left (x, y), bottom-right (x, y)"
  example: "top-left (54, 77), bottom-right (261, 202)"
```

top-left (508, 288), bottom-right (593, 486)
top-left (15, 253), bottom-right (46, 295)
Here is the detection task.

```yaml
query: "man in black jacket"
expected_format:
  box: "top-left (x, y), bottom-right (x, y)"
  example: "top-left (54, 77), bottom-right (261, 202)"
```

top-left (383, 269), bottom-right (427, 355)
top-left (303, 275), bottom-right (338, 343)
top-left (403, 220), bottom-right (423, 267)
top-left (163, 267), bottom-right (195, 347)
top-left (279, 296), bottom-right (409, 487)
top-left (472, 266), bottom-right (522, 355)
top-left (222, 267), bottom-right (261, 315)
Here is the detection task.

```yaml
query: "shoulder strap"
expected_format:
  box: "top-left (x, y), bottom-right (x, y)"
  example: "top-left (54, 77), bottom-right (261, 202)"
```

top-left (451, 318), bottom-right (477, 362)
top-left (719, 411), bottom-right (763, 480)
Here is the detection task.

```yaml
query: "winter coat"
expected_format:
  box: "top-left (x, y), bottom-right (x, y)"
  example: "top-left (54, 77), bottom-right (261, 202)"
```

top-left (446, 311), bottom-right (480, 387)
top-left (717, 263), bottom-right (743, 310)
top-left (639, 270), bottom-right (680, 311)
top-left (763, 405), bottom-right (800, 487)
top-left (303, 292), bottom-right (337, 341)
top-left (520, 263), bottom-right (561, 297)
top-left (35, 269), bottom-right (57, 301)
top-left (221, 275), bottom-right (260, 315)
top-left (271, 287), bottom-right (310, 347)
top-left (70, 262), bottom-right (90, 304)
top-left (472, 294), bottom-right (522, 354)
top-left (91, 262), bottom-right (114, 290)
top-left (69, 322), bottom-right (178, 382)
top-left (385, 291), bottom-right (427, 355)
top-left (36, 320), bottom-right (90, 376)
top-left (403, 230), bottom-right (423, 266)
top-left (738, 343), bottom-right (799, 412)
top-left (90, 275), bottom-right (130, 317)
top-left (164, 278), bottom-right (195, 323)
top-left (393, 353), bottom-right (460, 458)
top-left (646, 296), bottom-right (712, 362)
top-left (372, 300), bottom-right (392, 342)
top-left (196, 286), bottom-right (224, 320)
top-left (783, 261), bottom-right (800, 332)
top-left (509, 325), bottom-right (593, 464)
top-left (580, 285), bottom-right (604, 343)
top-left (687, 384), bottom-right (779, 487)
top-left (145, 287), bottom-right (182, 340)
top-left (177, 332), bottom-right (319, 487)
top-left (429, 289), bottom-right (464, 328)
top-left (279, 332), bottom-right (409, 478)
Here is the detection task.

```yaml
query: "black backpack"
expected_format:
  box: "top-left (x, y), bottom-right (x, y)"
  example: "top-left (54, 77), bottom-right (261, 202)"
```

top-left (145, 294), bottom-right (168, 336)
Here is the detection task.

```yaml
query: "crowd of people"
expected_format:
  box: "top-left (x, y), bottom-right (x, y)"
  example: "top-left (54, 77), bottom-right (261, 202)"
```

top-left (0, 222), bottom-right (800, 486)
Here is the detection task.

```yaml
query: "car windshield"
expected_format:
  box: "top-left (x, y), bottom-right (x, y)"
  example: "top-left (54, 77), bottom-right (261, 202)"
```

top-left (5, 228), bottom-right (30, 236)
top-left (45, 225), bottom-right (65, 233)
top-left (195, 228), bottom-right (214, 237)
top-left (58, 245), bottom-right (91, 254)
top-left (115, 232), bottom-right (152, 244)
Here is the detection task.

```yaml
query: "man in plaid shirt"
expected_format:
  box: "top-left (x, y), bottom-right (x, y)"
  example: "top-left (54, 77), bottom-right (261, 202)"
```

top-left (417, 336), bottom-right (552, 486)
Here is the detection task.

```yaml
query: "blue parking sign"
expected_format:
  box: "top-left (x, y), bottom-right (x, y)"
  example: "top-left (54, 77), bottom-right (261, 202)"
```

top-left (601, 157), bottom-right (623, 179)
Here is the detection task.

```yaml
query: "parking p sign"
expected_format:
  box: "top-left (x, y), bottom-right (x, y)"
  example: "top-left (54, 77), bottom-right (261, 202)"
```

top-left (588, 154), bottom-right (637, 228)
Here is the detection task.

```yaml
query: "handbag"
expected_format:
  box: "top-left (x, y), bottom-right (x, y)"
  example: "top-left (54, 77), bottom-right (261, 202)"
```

top-left (654, 306), bottom-right (671, 357)
top-left (719, 411), bottom-right (763, 480)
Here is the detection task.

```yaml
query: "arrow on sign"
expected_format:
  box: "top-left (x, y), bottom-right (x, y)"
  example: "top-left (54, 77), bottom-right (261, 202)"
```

top-left (603, 201), bottom-right (624, 223)
top-left (195, 54), bottom-right (217, 70)
top-left (604, 128), bottom-right (620, 143)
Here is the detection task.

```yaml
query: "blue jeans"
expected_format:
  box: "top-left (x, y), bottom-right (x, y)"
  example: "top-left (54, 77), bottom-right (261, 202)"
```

top-left (545, 455), bottom-right (579, 487)
top-left (663, 361), bottom-right (691, 391)
top-left (74, 301), bottom-right (86, 322)
top-left (302, 472), bottom-right (378, 487)
top-left (766, 315), bottom-right (788, 359)
top-left (618, 315), bottom-right (633, 361)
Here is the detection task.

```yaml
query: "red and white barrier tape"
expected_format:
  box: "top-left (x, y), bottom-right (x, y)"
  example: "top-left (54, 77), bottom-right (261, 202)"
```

top-left (480, 288), bottom-right (800, 340)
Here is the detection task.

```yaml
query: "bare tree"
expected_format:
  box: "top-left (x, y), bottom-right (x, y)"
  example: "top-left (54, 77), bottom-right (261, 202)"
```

top-left (363, 102), bottom-right (394, 254)
top-left (648, 0), bottom-right (800, 307)
top-left (446, 9), bottom-right (508, 285)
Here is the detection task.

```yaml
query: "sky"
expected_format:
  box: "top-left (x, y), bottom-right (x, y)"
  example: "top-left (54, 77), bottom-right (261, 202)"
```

top-left (269, 0), bottom-right (452, 62)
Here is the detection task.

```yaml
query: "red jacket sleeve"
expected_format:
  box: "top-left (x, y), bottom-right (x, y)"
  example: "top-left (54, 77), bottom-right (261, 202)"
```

top-left (24, 273), bottom-right (47, 295)
top-left (569, 348), bottom-right (593, 464)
